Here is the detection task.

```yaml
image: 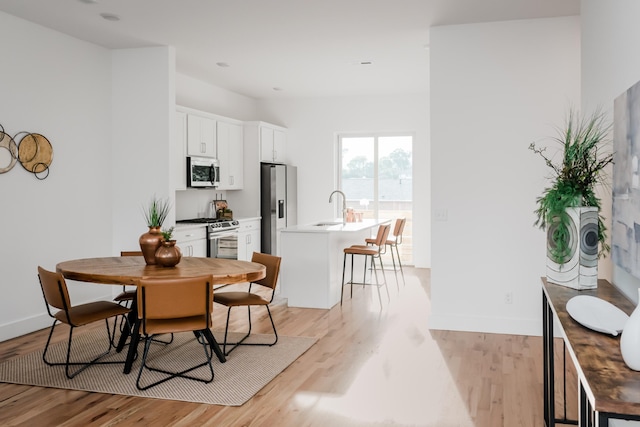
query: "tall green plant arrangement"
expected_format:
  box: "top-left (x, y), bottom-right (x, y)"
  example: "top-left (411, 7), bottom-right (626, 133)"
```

top-left (142, 196), bottom-right (172, 228)
top-left (530, 108), bottom-right (614, 263)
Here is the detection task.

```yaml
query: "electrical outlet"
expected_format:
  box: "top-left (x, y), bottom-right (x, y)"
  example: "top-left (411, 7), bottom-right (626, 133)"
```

top-left (505, 291), bottom-right (513, 304)
top-left (434, 208), bottom-right (448, 222)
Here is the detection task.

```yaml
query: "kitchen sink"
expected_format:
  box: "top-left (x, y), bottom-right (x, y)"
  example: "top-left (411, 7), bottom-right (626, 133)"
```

top-left (313, 221), bottom-right (343, 226)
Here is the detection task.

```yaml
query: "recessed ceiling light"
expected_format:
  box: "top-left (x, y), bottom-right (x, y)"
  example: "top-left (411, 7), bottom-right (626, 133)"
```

top-left (100, 13), bottom-right (120, 21)
top-left (359, 60), bottom-right (373, 65)
top-left (273, 87), bottom-right (283, 92)
top-left (79, 0), bottom-right (99, 4)
top-left (216, 62), bottom-right (230, 68)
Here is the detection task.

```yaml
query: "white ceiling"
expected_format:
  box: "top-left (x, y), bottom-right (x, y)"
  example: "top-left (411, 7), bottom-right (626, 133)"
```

top-left (0, 0), bottom-right (579, 100)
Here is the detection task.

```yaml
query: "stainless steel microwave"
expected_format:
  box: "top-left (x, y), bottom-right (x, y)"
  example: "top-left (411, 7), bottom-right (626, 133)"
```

top-left (187, 157), bottom-right (220, 188)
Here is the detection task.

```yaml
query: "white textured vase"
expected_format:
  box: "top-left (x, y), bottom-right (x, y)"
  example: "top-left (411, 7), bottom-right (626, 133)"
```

top-left (546, 207), bottom-right (599, 290)
top-left (620, 288), bottom-right (640, 371)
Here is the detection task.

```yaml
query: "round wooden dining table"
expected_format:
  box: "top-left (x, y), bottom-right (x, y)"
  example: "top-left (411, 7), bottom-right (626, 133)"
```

top-left (57, 256), bottom-right (266, 286)
top-left (56, 256), bottom-right (266, 373)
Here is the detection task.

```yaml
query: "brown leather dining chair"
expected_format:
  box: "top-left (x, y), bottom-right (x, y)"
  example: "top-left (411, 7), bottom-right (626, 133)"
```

top-left (114, 251), bottom-right (173, 346)
top-left (214, 252), bottom-right (281, 356)
top-left (135, 275), bottom-right (215, 390)
top-left (37, 266), bottom-right (131, 379)
top-left (341, 223), bottom-right (391, 306)
top-left (365, 218), bottom-right (406, 288)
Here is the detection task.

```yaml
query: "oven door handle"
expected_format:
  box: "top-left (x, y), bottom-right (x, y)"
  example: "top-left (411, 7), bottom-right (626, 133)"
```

top-left (209, 230), bottom-right (239, 239)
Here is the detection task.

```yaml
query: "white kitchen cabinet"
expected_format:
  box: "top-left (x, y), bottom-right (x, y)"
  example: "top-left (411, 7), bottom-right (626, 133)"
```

top-left (217, 120), bottom-right (244, 190)
top-left (237, 218), bottom-right (261, 261)
top-left (272, 128), bottom-right (286, 163)
top-left (171, 110), bottom-right (187, 191)
top-left (174, 225), bottom-right (207, 257)
top-left (247, 122), bottom-right (287, 163)
top-left (186, 114), bottom-right (216, 158)
top-left (226, 121), bottom-right (288, 219)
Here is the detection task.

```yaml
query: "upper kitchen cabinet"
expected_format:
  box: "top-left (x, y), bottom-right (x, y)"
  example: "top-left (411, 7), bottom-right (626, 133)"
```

top-left (217, 119), bottom-right (244, 190)
top-left (186, 113), bottom-right (217, 158)
top-left (245, 121), bottom-right (287, 163)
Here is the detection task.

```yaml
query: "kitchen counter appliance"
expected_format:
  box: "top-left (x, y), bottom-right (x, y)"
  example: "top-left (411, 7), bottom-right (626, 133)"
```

top-left (260, 163), bottom-right (297, 255)
top-left (177, 218), bottom-right (239, 259)
top-left (186, 157), bottom-right (220, 188)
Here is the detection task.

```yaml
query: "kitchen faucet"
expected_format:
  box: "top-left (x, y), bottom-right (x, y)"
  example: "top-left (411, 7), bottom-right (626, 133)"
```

top-left (329, 190), bottom-right (347, 224)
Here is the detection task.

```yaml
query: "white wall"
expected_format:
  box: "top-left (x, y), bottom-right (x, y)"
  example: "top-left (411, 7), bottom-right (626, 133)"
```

top-left (177, 74), bottom-right (258, 121)
top-left (111, 47), bottom-right (176, 253)
top-left (254, 94), bottom-right (431, 267)
top-left (582, 0), bottom-right (640, 304)
top-left (0, 12), bottom-right (114, 340)
top-left (429, 16), bottom-right (581, 335)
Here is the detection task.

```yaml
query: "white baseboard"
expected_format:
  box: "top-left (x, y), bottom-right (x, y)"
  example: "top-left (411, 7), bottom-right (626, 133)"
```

top-left (428, 313), bottom-right (542, 337)
top-left (0, 293), bottom-right (116, 343)
top-left (0, 313), bottom-right (51, 342)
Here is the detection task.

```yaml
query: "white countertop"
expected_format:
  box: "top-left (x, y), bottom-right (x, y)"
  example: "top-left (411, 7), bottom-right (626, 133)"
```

top-left (174, 222), bottom-right (206, 231)
top-left (282, 218), bottom-right (389, 233)
top-left (174, 216), bottom-right (260, 231)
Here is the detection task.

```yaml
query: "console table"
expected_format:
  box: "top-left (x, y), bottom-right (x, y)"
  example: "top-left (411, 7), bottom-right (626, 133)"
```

top-left (542, 278), bottom-right (640, 426)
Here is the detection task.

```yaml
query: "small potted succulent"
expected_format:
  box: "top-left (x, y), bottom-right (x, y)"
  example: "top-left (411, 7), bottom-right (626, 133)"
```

top-left (139, 196), bottom-right (172, 265)
top-left (530, 108), bottom-right (614, 289)
top-left (160, 226), bottom-right (175, 242)
top-left (155, 226), bottom-right (182, 267)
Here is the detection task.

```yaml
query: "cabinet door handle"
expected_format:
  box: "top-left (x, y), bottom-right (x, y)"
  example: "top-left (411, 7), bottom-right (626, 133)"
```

top-left (247, 234), bottom-right (251, 244)
top-left (230, 176), bottom-right (234, 185)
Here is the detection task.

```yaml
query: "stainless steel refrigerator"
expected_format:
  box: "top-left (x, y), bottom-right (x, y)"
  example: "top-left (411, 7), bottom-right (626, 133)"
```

top-left (260, 163), bottom-right (297, 255)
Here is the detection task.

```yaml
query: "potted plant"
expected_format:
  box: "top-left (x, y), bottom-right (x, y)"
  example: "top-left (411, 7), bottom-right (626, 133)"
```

top-left (160, 226), bottom-right (175, 242)
top-left (530, 108), bottom-right (614, 289)
top-left (155, 226), bottom-right (182, 267)
top-left (139, 196), bottom-right (172, 265)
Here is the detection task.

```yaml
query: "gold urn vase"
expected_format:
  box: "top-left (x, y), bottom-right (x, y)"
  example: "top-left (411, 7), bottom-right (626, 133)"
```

top-left (139, 226), bottom-right (163, 265)
top-left (155, 240), bottom-right (182, 267)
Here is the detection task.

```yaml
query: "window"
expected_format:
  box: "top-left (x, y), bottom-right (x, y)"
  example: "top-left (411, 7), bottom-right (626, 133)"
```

top-left (338, 134), bottom-right (413, 265)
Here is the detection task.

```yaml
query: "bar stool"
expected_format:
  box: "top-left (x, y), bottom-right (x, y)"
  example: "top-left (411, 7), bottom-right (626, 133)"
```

top-left (366, 218), bottom-right (406, 288)
top-left (341, 224), bottom-right (391, 306)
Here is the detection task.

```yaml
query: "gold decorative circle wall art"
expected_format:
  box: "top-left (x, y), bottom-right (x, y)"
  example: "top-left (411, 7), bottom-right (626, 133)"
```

top-left (16, 132), bottom-right (53, 179)
top-left (0, 125), bottom-right (54, 180)
top-left (0, 126), bottom-right (18, 174)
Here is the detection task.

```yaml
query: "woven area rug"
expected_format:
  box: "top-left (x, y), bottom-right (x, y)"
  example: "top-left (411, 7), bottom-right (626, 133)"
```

top-left (0, 329), bottom-right (316, 406)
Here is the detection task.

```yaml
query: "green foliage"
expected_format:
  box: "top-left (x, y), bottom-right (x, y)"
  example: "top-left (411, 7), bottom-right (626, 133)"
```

top-left (342, 148), bottom-right (412, 179)
top-left (161, 226), bottom-right (174, 241)
top-left (530, 108), bottom-right (613, 263)
top-left (142, 196), bottom-right (172, 228)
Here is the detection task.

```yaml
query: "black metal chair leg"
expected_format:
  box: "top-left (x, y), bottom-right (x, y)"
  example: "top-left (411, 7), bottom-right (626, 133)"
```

top-left (265, 306), bottom-right (278, 345)
top-left (136, 332), bottom-right (215, 391)
top-left (362, 255), bottom-right (368, 288)
top-left (351, 254), bottom-right (355, 298)
top-left (389, 244), bottom-right (400, 290)
top-left (395, 245), bottom-right (405, 286)
top-left (379, 256), bottom-right (389, 300)
top-left (222, 306), bottom-right (251, 356)
top-left (221, 305), bottom-right (277, 356)
top-left (42, 318), bottom-right (124, 379)
top-left (371, 256), bottom-right (382, 306)
top-left (341, 253), bottom-right (347, 305)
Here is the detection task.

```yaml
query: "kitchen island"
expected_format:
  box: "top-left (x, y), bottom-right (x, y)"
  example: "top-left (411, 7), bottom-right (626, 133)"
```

top-left (279, 218), bottom-right (390, 309)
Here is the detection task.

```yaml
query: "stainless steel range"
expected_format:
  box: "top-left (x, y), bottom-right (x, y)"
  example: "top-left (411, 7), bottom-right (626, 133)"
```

top-left (177, 218), bottom-right (239, 259)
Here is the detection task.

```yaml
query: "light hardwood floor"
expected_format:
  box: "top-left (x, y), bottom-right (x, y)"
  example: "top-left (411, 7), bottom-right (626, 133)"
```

top-left (0, 267), bottom-right (577, 426)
